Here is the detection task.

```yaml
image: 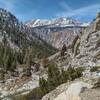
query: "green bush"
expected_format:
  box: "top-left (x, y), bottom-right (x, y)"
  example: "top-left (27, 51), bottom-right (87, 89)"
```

top-left (61, 44), bottom-right (67, 56)
top-left (39, 63), bottom-right (62, 94)
top-left (90, 66), bottom-right (100, 72)
top-left (75, 67), bottom-right (85, 77)
top-left (12, 95), bottom-right (27, 100)
top-left (39, 64), bottom-right (84, 98)
top-left (39, 77), bottom-right (49, 94)
top-left (0, 70), bottom-right (5, 81)
top-left (13, 87), bottom-right (43, 100)
top-left (22, 65), bottom-right (84, 100)
top-left (61, 69), bottom-right (69, 83)
top-left (26, 87), bottom-right (43, 100)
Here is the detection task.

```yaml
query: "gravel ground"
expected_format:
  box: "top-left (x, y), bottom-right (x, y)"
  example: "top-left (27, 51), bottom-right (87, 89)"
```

top-left (80, 88), bottom-right (100, 100)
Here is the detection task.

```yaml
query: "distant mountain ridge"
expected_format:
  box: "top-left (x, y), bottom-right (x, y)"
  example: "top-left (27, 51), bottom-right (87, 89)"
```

top-left (25, 17), bottom-right (89, 28)
top-left (26, 17), bottom-right (88, 49)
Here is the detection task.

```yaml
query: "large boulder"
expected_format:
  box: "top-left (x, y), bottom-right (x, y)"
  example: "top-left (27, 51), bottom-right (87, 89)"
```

top-left (54, 82), bottom-right (91, 100)
top-left (42, 81), bottom-right (92, 100)
top-left (80, 88), bottom-right (100, 100)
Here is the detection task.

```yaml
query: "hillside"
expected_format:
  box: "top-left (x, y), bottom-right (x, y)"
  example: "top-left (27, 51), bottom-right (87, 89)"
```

top-left (0, 8), bottom-right (100, 100)
top-left (0, 8), bottom-right (57, 79)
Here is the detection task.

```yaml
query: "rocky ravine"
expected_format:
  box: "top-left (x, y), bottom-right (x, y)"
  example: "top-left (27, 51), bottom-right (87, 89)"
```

top-left (0, 73), bottom-right (39, 99)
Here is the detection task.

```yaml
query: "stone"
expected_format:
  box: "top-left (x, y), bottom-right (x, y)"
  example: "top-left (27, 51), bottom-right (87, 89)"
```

top-left (54, 82), bottom-right (91, 100)
top-left (42, 81), bottom-right (92, 100)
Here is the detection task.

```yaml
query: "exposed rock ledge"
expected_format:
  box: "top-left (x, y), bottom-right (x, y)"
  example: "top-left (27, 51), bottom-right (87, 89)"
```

top-left (42, 80), bottom-right (93, 100)
top-left (54, 82), bottom-right (92, 100)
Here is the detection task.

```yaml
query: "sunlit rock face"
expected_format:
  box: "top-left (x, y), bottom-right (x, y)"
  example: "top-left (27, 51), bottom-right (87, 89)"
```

top-left (42, 81), bottom-right (92, 100)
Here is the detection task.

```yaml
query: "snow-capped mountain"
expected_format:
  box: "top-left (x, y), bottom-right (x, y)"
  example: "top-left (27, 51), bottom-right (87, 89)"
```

top-left (25, 17), bottom-right (89, 28)
top-left (26, 18), bottom-right (88, 49)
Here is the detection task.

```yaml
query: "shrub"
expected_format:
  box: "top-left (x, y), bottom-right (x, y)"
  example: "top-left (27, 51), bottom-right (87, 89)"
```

top-left (61, 44), bottom-right (67, 56)
top-left (47, 63), bottom-right (61, 87)
top-left (90, 66), bottom-right (100, 72)
top-left (61, 69), bottom-right (69, 83)
top-left (26, 87), bottom-right (43, 100)
top-left (39, 63), bottom-right (62, 94)
top-left (39, 65), bottom-right (84, 97)
top-left (0, 70), bottom-right (5, 81)
top-left (39, 77), bottom-right (49, 94)
top-left (75, 67), bottom-right (85, 77)
top-left (13, 87), bottom-right (43, 100)
top-left (29, 65), bottom-right (84, 100)
top-left (12, 95), bottom-right (27, 100)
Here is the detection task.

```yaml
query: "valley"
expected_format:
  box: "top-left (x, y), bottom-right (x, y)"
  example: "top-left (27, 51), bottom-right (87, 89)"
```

top-left (0, 8), bottom-right (100, 100)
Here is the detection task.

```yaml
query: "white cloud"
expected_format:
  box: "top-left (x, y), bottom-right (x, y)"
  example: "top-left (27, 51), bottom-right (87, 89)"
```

top-left (56, 3), bottom-right (100, 20)
top-left (59, 2), bottom-right (72, 12)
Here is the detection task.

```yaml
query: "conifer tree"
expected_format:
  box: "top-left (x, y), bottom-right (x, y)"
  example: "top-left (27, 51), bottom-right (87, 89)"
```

top-left (47, 63), bottom-right (61, 88)
top-left (39, 77), bottom-right (49, 94)
top-left (61, 44), bottom-right (67, 56)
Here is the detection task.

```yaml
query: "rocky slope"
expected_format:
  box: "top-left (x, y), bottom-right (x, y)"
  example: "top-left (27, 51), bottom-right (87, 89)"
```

top-left (41, 13), bottom-right (100, 100)
top-left (0, 8), bottom-right (57, 57)
top-left (0, 8), bottom-right (57, 99)
top-left (80, 88), bottom-right (100, 100)
top-left (70, 13), bottom-right (100, 67)
top-left (48, 13), bottom-right (100, 69)
top-left (42, 77), bottom-right (100, 100)
top-left (39, 13), bottom-right (100, 100)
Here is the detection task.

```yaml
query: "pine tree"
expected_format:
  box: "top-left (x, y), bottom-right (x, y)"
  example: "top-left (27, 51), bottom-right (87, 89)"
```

top-left (61, 44), bottom-right (67, 56)
top-left (61, 69), bottom-right (69, 83)
top-left (47, 63), bottom-right (61, 88)
top-left (23, 47), bottom-right (32, 76)
top-left (41, 57), bottom-right (49, 68)
top-left (39, 77), bottom-right (49, 94)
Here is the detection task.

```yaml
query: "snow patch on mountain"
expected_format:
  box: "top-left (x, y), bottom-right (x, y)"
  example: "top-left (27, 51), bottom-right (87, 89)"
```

top-left (26, 17), bottom-right (89, 28)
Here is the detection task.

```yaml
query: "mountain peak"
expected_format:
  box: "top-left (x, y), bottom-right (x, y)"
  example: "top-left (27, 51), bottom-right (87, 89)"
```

top-left (26, 17), bottom-right (88, 28)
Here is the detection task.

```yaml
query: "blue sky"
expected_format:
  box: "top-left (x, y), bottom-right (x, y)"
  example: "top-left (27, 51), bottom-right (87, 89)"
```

top-left (0, 0), bottom-right (100, 22)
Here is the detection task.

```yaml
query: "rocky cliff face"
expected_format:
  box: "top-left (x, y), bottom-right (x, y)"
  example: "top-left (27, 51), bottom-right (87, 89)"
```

top-left (42, 79), bottom-right (100, 100)
top-left (48, 13), bottom-right (100, 68)
top-left (70, 13), bottom-right (100, 67)
top-left (32, 27), bottom-right (84, 49)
